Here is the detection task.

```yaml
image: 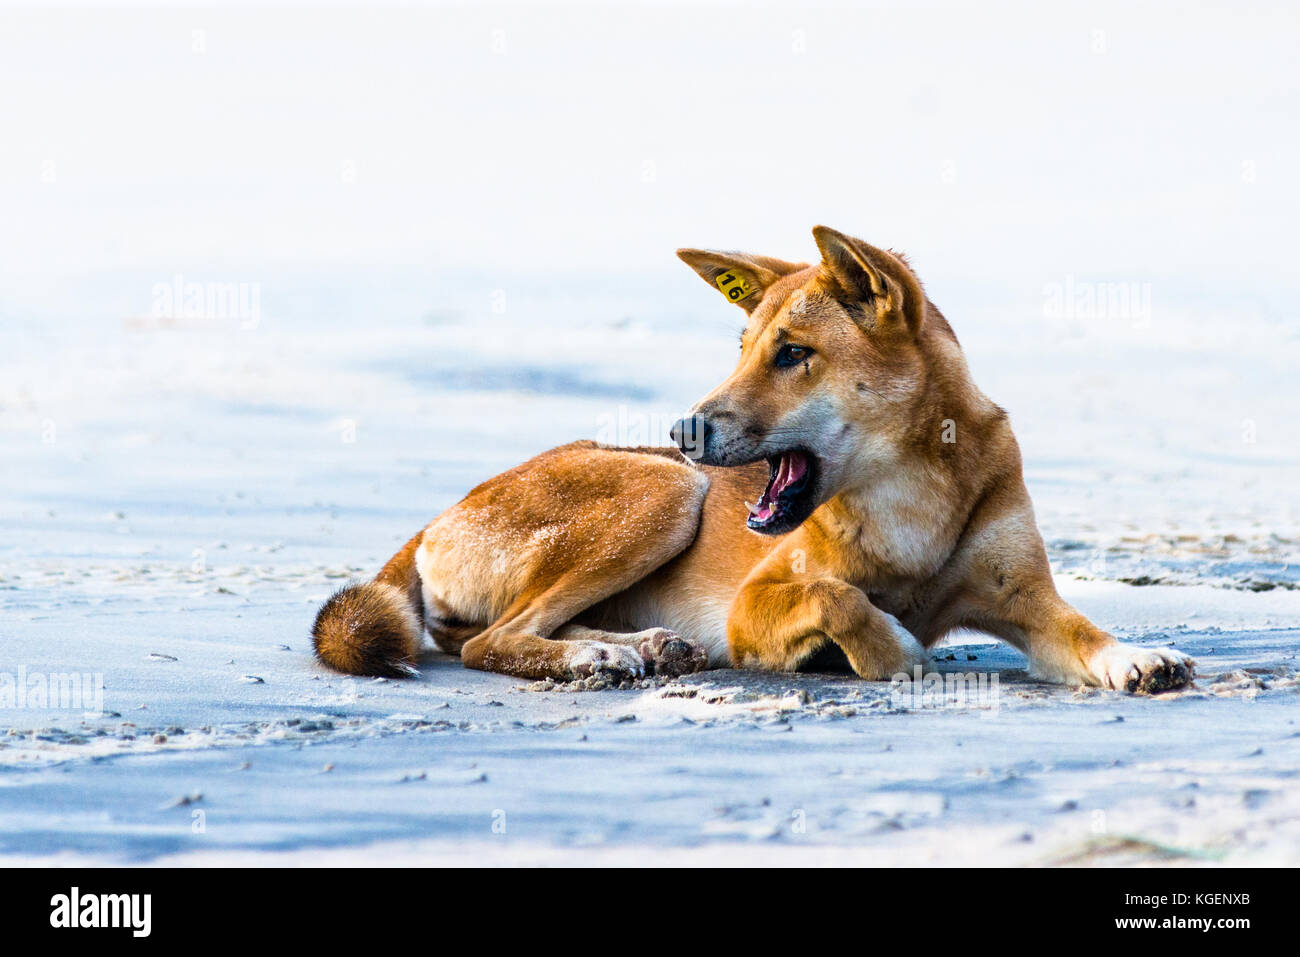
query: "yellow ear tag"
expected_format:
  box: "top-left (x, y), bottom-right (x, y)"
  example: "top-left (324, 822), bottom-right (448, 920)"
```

top-left (715, 270), bottom-right (754, 303)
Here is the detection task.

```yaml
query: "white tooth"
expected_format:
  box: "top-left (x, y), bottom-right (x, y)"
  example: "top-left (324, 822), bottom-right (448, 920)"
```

top-left (745, 501), bottom-right (762, 516)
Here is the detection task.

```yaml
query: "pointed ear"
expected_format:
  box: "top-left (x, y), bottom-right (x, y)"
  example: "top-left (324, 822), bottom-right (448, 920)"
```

top-left (676, 248), bottom-right (806, 314)
top-left (813, 225), bottom-right (924, 333)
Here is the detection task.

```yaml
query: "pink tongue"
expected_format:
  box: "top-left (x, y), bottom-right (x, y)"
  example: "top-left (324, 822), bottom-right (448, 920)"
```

top-left (771, 451), bottom-right (807, 497)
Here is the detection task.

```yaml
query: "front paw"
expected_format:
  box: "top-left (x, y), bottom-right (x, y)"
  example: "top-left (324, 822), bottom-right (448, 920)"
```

top-left (637, 628), bottom-right (708, 677)
top-left (1089, 643), bottom-right (1196, 693)
top-left (569, 641), bottom-right (646, 681)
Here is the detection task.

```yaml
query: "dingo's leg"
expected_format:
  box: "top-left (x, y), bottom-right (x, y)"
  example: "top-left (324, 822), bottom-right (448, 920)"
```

top-left (969, 583), bottom-right (1194, 692)
top-left (450, 445), bottom-right (712, 681)
top-left (727, 574), bottom-right (926, 679)
top-left (461, 579), bottom-right (707, 681)
top-left (955, 502), bottom-right (1195, 692)
top-left (551, 624), bottom-right (709, 677)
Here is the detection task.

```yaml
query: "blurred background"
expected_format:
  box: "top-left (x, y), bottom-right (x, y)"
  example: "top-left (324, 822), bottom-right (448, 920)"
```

top-left (3, 0), bottom-right (1298, 595)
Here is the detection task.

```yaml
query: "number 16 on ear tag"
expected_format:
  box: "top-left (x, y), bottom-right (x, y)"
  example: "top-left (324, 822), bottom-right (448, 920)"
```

top-left (715, 271), bottom-right (754, 302)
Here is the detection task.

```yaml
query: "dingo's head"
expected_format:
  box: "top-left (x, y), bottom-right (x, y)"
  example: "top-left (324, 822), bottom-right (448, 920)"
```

top-left (671, 226), bottom-right (932, 535)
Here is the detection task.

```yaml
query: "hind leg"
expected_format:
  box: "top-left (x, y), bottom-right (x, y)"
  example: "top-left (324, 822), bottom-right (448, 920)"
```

top-left (428, 444), bottom-right (711, 681)
top-left (551, 624), bottom-right (708, 677)
top-left (461, 545), bottom-right (713, 681)
top-left (422, 594), bottom-right (484, 657)
top-left (462, 581), bottom-right (702, 681)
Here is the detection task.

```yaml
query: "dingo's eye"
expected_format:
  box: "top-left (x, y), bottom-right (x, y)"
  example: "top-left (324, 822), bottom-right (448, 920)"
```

top-left (775, 344), bottom-right (813, 368)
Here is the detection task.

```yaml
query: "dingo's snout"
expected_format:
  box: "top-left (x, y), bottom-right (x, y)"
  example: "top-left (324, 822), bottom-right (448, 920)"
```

top-left (669, 414), bottom-right (709, 462)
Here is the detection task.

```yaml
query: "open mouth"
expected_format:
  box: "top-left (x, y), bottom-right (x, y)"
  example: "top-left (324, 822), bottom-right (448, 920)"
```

top-left (745, 450), bottom-right (818, 534)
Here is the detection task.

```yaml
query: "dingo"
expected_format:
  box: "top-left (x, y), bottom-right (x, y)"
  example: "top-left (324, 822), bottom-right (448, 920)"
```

top-left (312, 226), bottom-right (1194, 693)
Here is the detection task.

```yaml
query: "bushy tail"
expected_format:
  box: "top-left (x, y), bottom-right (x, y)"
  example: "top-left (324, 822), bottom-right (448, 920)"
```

top-left (311, 531), bottom-right (426, 678)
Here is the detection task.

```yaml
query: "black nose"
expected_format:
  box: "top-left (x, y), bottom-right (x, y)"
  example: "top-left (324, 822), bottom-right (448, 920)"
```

top-left (670, 415), bottom-right (709, 460)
